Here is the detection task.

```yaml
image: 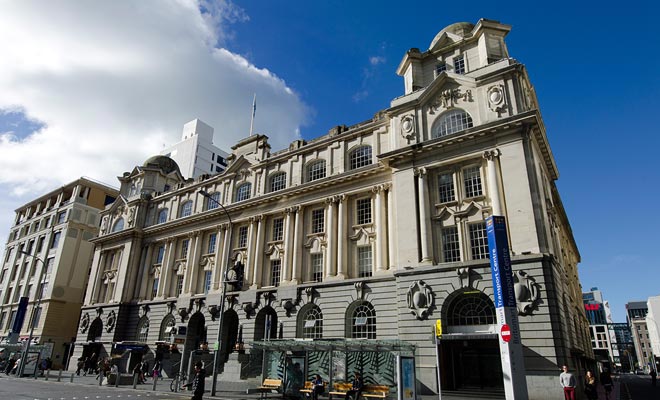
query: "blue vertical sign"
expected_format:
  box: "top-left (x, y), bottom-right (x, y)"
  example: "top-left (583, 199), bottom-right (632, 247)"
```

top-left (486, 216), bottom-right (528, 400)
top-left (486, 216), bottom-right (516, 308)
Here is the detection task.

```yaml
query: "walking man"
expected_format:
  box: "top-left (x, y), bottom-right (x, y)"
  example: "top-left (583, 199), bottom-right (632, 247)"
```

top-left (559, 365), bottom-right (576, 400)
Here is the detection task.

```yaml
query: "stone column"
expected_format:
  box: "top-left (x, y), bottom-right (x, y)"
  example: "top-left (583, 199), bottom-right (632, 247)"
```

top-left (374, 186), bottom-right (384, 272)
top-left (387, 185), bottom-right (395, 270)
top-left (291, 206), bottom-right (303, 283)
top-left (252, 216), bottom-right (265, 288)
top-left (158, 239), bottom-right (175, 298)
top-left (336, 196), bottom-right (346, 278)
top-left (137, 245), bottom-right (154, 300)
top-left (246, 218), bottom-right (256, 287)
top-left (282, 208), bottom-right (293, 282)
top-left (186, 232), bottom-right (202, 294)
top-left (483, 149), bottom-right (503, 216)
top-left (221, 224), bottom-right (233, 288)
top-left (325, 197), bottom-right (337, 278)
top-left (89, 252), bottom-right (105, 303)
top-left (415, 168), bottom-right (432, 262)
top-left (212, 225), bottom-right (226, 291)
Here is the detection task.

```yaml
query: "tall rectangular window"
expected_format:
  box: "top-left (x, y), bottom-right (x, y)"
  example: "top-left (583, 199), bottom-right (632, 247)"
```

top-left (57, 211), bottom-right (67, 224)
top-left (442, 226), bottom-right (461, 262)
top-left (311, 254), bottom-right (323, 283)
top-left (180, 239), bottom-right (189, 259)
top-left (156, 246), bottom-right (165, 263)
top-left (50, 231), bottom-right (61, 249)
top-left (358, 246), bottom-right (373, 278)
top-left (270, 260), bottom-right (281, 287)
top-left (39, 281), bottom-right (48, 298)
top-left (438, 173), bottom-right (455, 203)
top-left (469, 222), bottom-right (489, 260)
top-left (270, 173), bottom-right (287, 192)
top-left (454, 55), bottom-right (465, 74)
top-left (151, 278), bottom-right (159, 299)
top-left (272, 218), bottom-right (284, 241)
top-left (238, 226), bottom-right (248, 248)
top-left (36, 236), bottom-right (45, 253)
top-left (204, 271), bottom-right (212, 294)
top-left (9, 310), bottom-right (17, 331)
top-left (463, 166), bottom-right (483, 198)
top-left (436, 62), bottom-right (447, 75)
top-left (0, 312), bottom-right (6, 331)
top-left (356, 198), bottom-right (372, 225)
top-left (208, 233), bottom-right (217, 254)
top-left (45, 257), bottom-right (54, 275)
top-left (30, 306), bottom-right (42, 329)
top-left (311, 209), bottom-right (324, 234)
top-left (176, 275), bottom-right (184, 296)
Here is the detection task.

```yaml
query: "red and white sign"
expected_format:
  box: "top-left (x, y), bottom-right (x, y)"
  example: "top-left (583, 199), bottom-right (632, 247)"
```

top-left (501, 324), bottom-right (511, 343)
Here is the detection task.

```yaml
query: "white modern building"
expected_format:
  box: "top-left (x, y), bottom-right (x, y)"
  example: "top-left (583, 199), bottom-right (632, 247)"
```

top-left (646, 296), bottom-right (660, 372)
top-left (0, 178), bottom-right (118, 368)
top-left (161, 119), bottom-right (229, 179)
top-left (71, 19), bottom-right (591, 399)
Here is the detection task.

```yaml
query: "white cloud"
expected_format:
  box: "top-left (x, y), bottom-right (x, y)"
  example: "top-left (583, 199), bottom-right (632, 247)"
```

top-left (369, 56), bottom-right (386, 66)
top-left (0, 1), bottom-right (310, 247)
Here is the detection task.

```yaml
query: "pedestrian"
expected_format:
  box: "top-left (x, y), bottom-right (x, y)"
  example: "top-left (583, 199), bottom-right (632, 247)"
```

top-left (651, 369), bottom-right (657, 386)
top-left (152, 360), bottom-right (162, 379)
top-left (183, 361), bottom-right (206, 400)
top-left (88, 353), bottom-right (98, 375)
top-left (599, 369), bottom-right (613, 400)
top-left (76, 356), bottom-right (84, 376)
top-left (559, 365), bottom-right (576, 400)
top-left (141, 360), bottom-right (149, 382)
top-left (345, 372), bottom-right (363, 400)
top-left (310, 374), bottom-right (324, 400)
top-left (584, 370), bottom-right (597, 400)
top-left (5, 354), bottom-right (16, 375)
top-left (133, 362), bottom-right (143, 384)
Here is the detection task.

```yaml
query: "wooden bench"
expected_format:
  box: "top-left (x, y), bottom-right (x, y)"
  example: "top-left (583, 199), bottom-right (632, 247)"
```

top-left (300, 380), bottom-right (328, 398)
top-left (328, 382), bottom-right (353, 399)
top-left (257, 378), bottom-right (282, 399)
top-left (361, 385), bottom-right (390, 399)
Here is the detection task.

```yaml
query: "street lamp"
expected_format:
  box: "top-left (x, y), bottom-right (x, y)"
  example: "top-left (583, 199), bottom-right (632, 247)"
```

top-left (199, 189), bottom-right (239, 396)
top-left (17, 250), bottom-right (47, 377)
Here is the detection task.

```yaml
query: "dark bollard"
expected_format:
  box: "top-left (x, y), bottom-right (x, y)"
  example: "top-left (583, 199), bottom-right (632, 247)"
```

top-left (70, 373), bottom-right (74, 383)
top-left (152, 375), bottom-right (157, 391)
top-left (57, 369), bottom-right (62, 382)
top-left (133, 373), bottom-right (138, 389)
top-left (99, 372), bottom-right (103, 386)
top-left (174, 375), bottom-right (179, 393)
top-left (45, 369), bottom-right (50, 380)
top-left (115, 373), bottom-right (119, 388)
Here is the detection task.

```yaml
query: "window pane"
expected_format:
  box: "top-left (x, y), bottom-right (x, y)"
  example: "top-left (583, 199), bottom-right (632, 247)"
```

top-left (270, 259), bottom-right (281, 287)
top-left (270, 173), bottom-right (287, 192)
top-left (158, 209), bottom-right (168, 224)
top-left (442, 226), bottom-right (461, 262)
top-left (311, 254), bottom-right (323, 282)
top-left (438, 173), bottom-right (455, 203)
top-left (206, 192), bottom-right (221, 210)
top-left (180, 201), bottom-right (193, 218)
top-left (208, 233), bottom-right (217, 254)
top-left (311, 209), bottom-right (324, 234)
top-left (308, 161), bottom-right (326, 182)
top-left (463, 166), bottom-right (483, 198)
top-left (432, 109), bottom-right (474, 138)
top-left (352, 303), bottom-right (376, 339)
top-left (272, 218), bottom-right (284, 241)
top-left (350, 146), bottom-right (372, 170)
top-left (302, 306), bottom-right (323, 339)
top-left (469, 222), bottom-right (489, 260)
top-left (236, 183), bottom-right (251, 202)
top-left (204, 271), bottom-right (212, 294)
top-left (356, 198), bottom-right (372, 225)
top-left (454, 55), bottom-right (465, 74)
top-left (358, 246), bottom-right (372, 277)
top-left (238, 226), bottom-right (248, 248)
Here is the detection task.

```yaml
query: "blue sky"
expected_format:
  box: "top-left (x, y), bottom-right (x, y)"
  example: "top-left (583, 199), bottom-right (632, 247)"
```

top-left (0, 1), bottom-right (657, 321)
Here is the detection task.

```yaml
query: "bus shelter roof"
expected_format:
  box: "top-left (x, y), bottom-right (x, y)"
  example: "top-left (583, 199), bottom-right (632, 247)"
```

top-left (249, 338), bottom-right (415, 353)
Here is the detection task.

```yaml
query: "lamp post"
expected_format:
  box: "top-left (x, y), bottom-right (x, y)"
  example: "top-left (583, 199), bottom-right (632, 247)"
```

top-left (199, 189), bottom-right (238, 396)
top-left (17, 250), bottom-right (47, 377)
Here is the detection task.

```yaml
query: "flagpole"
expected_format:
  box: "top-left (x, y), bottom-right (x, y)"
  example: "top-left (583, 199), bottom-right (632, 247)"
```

top-left (249, 93), bottom-right (256, 136)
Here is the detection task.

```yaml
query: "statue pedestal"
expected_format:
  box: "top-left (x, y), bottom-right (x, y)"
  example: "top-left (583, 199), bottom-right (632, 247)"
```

top-left (218, 352), bottom-right (249, 381)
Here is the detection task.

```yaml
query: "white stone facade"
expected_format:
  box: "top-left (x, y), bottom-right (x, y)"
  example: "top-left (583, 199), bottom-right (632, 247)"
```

top-left (71, 19), bottom-right (590, 399)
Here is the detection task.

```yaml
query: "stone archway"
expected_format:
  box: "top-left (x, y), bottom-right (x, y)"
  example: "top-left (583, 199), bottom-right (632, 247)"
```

top-left (254, 306), bottom-right (278, 341)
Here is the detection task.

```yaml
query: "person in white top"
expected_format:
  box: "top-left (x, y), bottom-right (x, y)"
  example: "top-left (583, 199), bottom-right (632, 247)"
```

top-left (559, 365), bottom-right (576, 400)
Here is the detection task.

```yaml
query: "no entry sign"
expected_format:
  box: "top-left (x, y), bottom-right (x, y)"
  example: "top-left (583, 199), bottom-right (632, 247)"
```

top-left (501, 324), bottom-right (511, 343)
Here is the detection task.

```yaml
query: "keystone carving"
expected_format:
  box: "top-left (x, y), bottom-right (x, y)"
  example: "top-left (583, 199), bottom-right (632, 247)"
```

top-left (514, 270), bottom-right (541, 315)
top-left (105, 310), bottom-right (117, 333)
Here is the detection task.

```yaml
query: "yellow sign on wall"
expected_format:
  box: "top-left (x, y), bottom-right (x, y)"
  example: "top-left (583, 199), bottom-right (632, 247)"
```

top-left (435, 320), bottom-right (442, 337)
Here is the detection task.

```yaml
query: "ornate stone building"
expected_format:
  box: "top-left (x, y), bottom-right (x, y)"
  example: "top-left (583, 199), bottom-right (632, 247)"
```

top-left (71, 19), bottom-right (590, 399)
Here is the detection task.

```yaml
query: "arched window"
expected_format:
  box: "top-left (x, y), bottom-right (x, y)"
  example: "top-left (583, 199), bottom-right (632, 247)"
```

top-left (157, 209), bottom-right (168, 224)
top-left (179, 201), bottom-right (193, 218)
top-left (446, 291), bottom-right (495, 326)
top-left (136, 316), bottom-right (149, 343)
top-left (432, 109), bottom-right (474, 138)
top-left (159, 314), bottom-right (176, 342)
top-left (87, 318), bottom-right (103, 342)
top-left (235, 183), bottom-right (251, 202)
top-left (346, 301), bottom-right (376, 339)
top-left (269, 172), bottom-right (287, 192)
top-left (349, 145), bottom-right (372, 170)
top-left (111, 218), bottom-right (124, 233)
top-left (297, 304), bottom-right (323, 339)
top-left (307, 160), bottom-right (326, 182)
top-left (205, 192), bottom-right (221, 211)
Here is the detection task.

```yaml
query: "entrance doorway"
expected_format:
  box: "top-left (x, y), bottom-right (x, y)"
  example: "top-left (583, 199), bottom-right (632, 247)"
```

top-left (220, 309), bottom-right (239, 362)
top-left (441, 339), bottom-right (503, 391)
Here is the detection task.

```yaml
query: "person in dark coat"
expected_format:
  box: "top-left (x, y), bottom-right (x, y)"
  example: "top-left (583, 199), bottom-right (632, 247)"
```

top-left (345, 372), bottom-right (363, 400)
top-left (185, 361), bottom-right (206, 400)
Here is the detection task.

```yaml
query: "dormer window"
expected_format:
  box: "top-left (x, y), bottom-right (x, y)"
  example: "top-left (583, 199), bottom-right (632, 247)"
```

top-left (111, 218), bottom-right (124, 233)
top-left (436, 63), bottom-right (447, 75)
top-left (432, 109), bottom-right (473, 138)
top-left (454, 55), bottom-right (465, 74)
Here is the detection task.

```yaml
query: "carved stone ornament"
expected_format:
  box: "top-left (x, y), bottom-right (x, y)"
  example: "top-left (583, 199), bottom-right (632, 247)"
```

top-left (105, 310), bottom-right (117, 333)
top-left (140, 304), bottom-right (150, 317)
top-left (242, 302), bottom-right (254, 318)
top-left (429, 88), bottom-right (473, 114)
top-left (487, 85), bottom-right (506, 114)
top-left (178, 307), bottom-right (189, 322)
top-left (281, 299), bottom-right (295, 317)
top-left (100, 216), bottom-right (108, 234)
top-left (513, 270), bottom-right (541, 315)
top-left (208, 305), bottom-right (220, 321)
top-left (79, 313), bottom-right (90, 333)
top-left (127, 207), bottom-right (136, 227)
top-left (457, 267), bottom-right (473, 289)
top-left (354, 282), bottom-right (365, 300)
top-left (400, 115), bottom-right (416, 140)
top-left (407, 280), bottom-right (434, 319)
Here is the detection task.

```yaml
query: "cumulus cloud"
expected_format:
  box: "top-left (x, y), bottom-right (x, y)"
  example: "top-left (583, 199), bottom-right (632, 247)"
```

top-left (369, 56), bottom-right (386, 66)
top-left (0, 1), bottom-right (310, 246)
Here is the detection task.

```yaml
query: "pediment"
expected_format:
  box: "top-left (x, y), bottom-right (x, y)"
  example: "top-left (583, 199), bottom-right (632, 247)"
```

top-left (420, 75), bottom-right (476, 115)
top-left (428, 31), bottom-right (463, 52)
top-left (223, 155), bottom-right (253, 175)
top-left (454, 201), bottom-right (482, 218)
top-left (105, 195), bottom-right (129, 215)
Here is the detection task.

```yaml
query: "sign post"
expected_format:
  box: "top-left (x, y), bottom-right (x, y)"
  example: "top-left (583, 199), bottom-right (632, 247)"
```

top-left (434, 320), bottom-right (442, 400)
top-left (486, 216), bottom-right (528, 400)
